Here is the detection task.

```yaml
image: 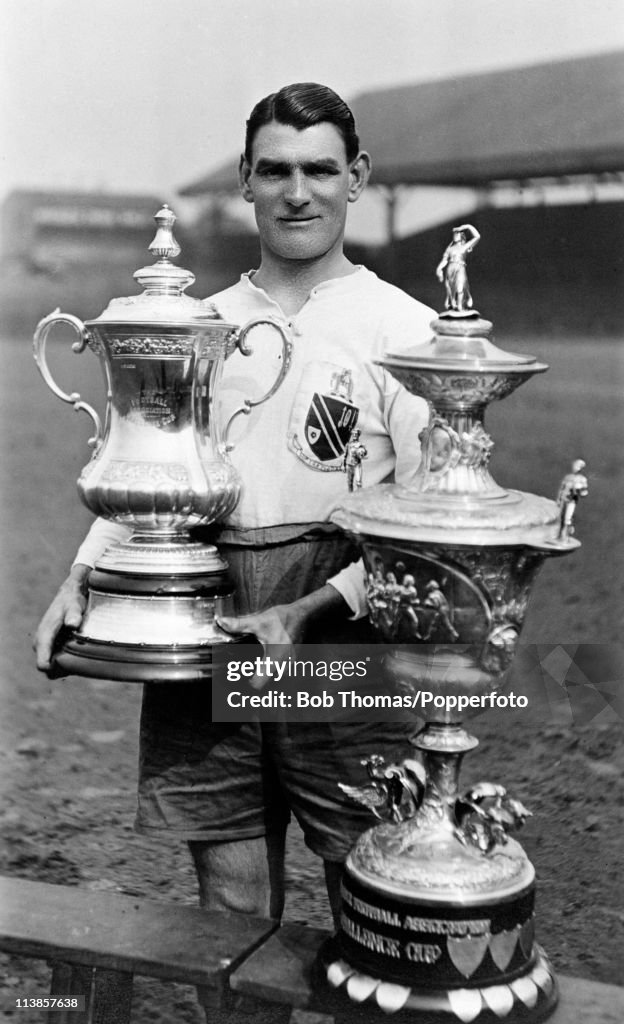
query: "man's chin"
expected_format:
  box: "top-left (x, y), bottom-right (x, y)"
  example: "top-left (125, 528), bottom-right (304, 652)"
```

top-left (274, 243), bottom-right (329, 262)
top-left (272, 235), bottom-right (342, 263)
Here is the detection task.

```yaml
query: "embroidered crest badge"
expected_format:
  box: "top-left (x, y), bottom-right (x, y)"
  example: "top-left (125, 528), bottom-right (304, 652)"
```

top-left (288, 363), bottom-right (360, 471)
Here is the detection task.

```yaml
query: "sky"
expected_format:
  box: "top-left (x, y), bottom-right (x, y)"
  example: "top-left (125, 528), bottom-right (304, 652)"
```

top-left (2, 0), bottom-right (624, 209)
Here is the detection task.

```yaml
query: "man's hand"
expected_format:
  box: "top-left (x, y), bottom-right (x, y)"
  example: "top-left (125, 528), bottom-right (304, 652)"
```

top-left (217, 584), bottom-right (350, 689)
top-left (219, 603), bottom-right (305, 647)
top-left (35, 563), bottom-right (91, 671)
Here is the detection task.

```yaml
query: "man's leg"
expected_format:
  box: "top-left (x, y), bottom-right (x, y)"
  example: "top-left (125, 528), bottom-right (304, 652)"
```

top-left (189, 831), bottom-right (292, 1024)
top-left (323, 860), bottom-right (344, 932)
top-left (270, 713), bottom-right (420, 937)
top-left (188, 830), bottom-right (286, 918)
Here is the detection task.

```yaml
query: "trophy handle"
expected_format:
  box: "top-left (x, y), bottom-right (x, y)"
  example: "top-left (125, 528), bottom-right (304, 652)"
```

top-left (33, 309), bottom-right (103, 450)
top-left (222, 316), bottom-right (293, 447)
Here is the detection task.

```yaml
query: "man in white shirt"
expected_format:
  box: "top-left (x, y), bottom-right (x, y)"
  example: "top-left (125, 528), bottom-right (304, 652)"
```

top-left (35, 83), bottom-right (434, 962)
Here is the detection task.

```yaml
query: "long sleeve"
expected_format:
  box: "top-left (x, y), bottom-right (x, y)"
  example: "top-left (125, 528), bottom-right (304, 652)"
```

top-left (327, 558), bottom-right (368, 618)
top-left (73, 519), bottom-right (132, 568)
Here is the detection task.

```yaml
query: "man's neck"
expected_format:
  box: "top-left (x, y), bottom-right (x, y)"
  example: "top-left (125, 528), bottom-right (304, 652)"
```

top-left (251, 250), bottom-right (357, 316)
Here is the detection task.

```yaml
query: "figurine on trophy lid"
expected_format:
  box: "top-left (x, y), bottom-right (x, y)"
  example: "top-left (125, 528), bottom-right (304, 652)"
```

top-left (326, 227), bottom-right (587, 1023)
top-left (33, 205), bottom-right (292, 683)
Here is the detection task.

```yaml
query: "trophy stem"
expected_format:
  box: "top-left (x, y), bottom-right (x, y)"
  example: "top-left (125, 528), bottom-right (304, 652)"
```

top-left (96, 531), bottom-right (230, 575)
top-left (412, 722), bottom-right (479, 834)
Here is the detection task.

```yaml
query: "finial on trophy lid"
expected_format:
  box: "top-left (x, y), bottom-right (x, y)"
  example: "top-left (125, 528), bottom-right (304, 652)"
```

top-left (133, 204), bottom-right (196, 297)
top-left (435, 223), bottom-right (481, 317)
top-left (148, 204), bottom-right (182, 261)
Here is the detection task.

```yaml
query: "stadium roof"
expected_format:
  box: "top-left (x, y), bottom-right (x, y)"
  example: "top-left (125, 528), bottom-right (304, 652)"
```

top-left (179, 50), bottom-right (624, 194)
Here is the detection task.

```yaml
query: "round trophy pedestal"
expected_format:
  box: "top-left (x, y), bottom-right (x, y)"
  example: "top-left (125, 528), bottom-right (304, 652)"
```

top-left (322, 938), bottom-right (558, 1023)
top-left (51, 537), bottom-right (250, 683)
top-left (51, 632), bottom-right (251, 683)
top-left (323, 841), bottom-right (557, 1023)
top-left (51, 634), bottom-right (247, 684)
top-left (321, 717), bottom-right (558, 1024)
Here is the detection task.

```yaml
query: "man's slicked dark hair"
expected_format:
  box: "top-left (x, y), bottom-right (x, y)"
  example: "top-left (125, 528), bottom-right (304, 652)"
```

top-left (244, 82), bottom-right (360, 164)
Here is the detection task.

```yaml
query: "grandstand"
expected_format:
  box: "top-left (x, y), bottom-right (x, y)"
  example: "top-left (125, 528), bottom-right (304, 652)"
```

top-left (178, 51), bottom-right (624, 333)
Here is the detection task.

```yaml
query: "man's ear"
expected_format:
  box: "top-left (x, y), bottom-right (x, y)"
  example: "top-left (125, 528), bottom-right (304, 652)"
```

top-left (238, 154), bottom-right (254, 203)
top-left (348, 151), bottom-right (372, 203)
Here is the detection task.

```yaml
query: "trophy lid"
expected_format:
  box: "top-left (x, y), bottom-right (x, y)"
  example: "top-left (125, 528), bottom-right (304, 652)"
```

top-left (86, 205), bottom-right (224, 325)
top-left (332, 227), bottom-right (563, 548)
top-left (332, 484), bottom-right (559, 547)
top-left (380, 311), bottom-right (548, 399)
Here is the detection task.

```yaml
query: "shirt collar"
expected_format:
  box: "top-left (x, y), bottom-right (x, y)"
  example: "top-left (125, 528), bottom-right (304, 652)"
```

top-left (240, 266), bottom-right (369, 305)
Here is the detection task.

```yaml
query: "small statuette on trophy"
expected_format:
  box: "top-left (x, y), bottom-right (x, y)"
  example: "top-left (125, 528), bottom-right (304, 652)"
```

top-left (556, 458), bottom-right (588, 540)
top-left (435, 223), bottom-right (481, 313)
top-left (338, 753), bottom-right (426, 824)
top-left (343, 427), bottom-right (368, 491)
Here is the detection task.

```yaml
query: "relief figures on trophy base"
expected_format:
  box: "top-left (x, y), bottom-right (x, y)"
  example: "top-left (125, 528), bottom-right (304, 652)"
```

top-left (363, 543), bottom-right (544, 677)
top-left (365, 548), bottom-right (490, 646)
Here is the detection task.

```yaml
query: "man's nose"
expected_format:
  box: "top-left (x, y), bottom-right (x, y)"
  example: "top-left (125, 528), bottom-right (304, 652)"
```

top-left (284, 170), bottom-right (310, 206)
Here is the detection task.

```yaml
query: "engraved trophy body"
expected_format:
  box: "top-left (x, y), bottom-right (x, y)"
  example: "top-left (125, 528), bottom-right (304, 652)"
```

top-left (34, 206), bottom-right (291, 682)
top-left (328, 229), bottom-right (585, 1022)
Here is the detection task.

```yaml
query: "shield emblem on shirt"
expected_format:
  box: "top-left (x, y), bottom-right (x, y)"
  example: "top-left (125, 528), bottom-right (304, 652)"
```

top-left (304, 392), bottom-right (359, 462)
top-left (288, 363), bottom-right (360, 471)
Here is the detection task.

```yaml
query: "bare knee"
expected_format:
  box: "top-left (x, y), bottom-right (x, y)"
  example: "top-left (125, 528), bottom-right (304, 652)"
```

top-left (189, 835), bottom-right (285, 919)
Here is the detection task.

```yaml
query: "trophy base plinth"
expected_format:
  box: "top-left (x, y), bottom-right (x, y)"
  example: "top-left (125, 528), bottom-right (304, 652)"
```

top-left (329, 758), bottom-right (557, 1021)
top-left (321, 936), bottom-right (558, 1022)
top-left (338, 852), bottom-right (537, 988)
top-left (51, 537), bottom-right (252, 683)
top-left (51, 632), bottom-right (253, 683)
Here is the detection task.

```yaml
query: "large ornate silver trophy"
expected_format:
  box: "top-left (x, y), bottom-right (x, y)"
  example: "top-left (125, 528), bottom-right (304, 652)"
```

top-left (327, 228), bottom-right (586, 1022)
top-left (34, 206), bottom-right (291, 682)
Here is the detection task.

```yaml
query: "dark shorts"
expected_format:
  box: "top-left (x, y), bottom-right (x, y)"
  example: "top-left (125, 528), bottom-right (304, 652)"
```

top-left (135, 529), bottom-right (419, 861)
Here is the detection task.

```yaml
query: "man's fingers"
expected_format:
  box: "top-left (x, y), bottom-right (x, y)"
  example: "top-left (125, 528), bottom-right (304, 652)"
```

top-left (65, 608), bottom-right (85, 629)
top-left (34, 592), bottom-right (86, 671)
top-left (61, 593), bottom-right (87, 631)
top-left (218, 606), bottom-right (302, 691)
top-left (35, 612), bottom-right (63, 670)
top-left (217, 614), bottom-right (255, 637)
top-left (249, 643), bottom-right (295, 691)
top-left (35, 648), bottom-right (52, 672)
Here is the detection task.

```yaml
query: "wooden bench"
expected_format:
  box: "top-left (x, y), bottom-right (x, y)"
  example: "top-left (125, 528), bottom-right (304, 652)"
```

top-left (0, 876), bottom-right (276, 1023)
top-left (2, 876), bottom-right (624, 1024)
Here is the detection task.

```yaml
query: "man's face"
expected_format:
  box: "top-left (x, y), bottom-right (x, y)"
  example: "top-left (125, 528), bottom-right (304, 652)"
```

top-left (239, 121), bottom-right (369, 263)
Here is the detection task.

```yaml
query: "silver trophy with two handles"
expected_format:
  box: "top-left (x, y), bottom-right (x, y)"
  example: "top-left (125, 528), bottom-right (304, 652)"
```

top-left (34, 205), bottom-right (291, 682)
